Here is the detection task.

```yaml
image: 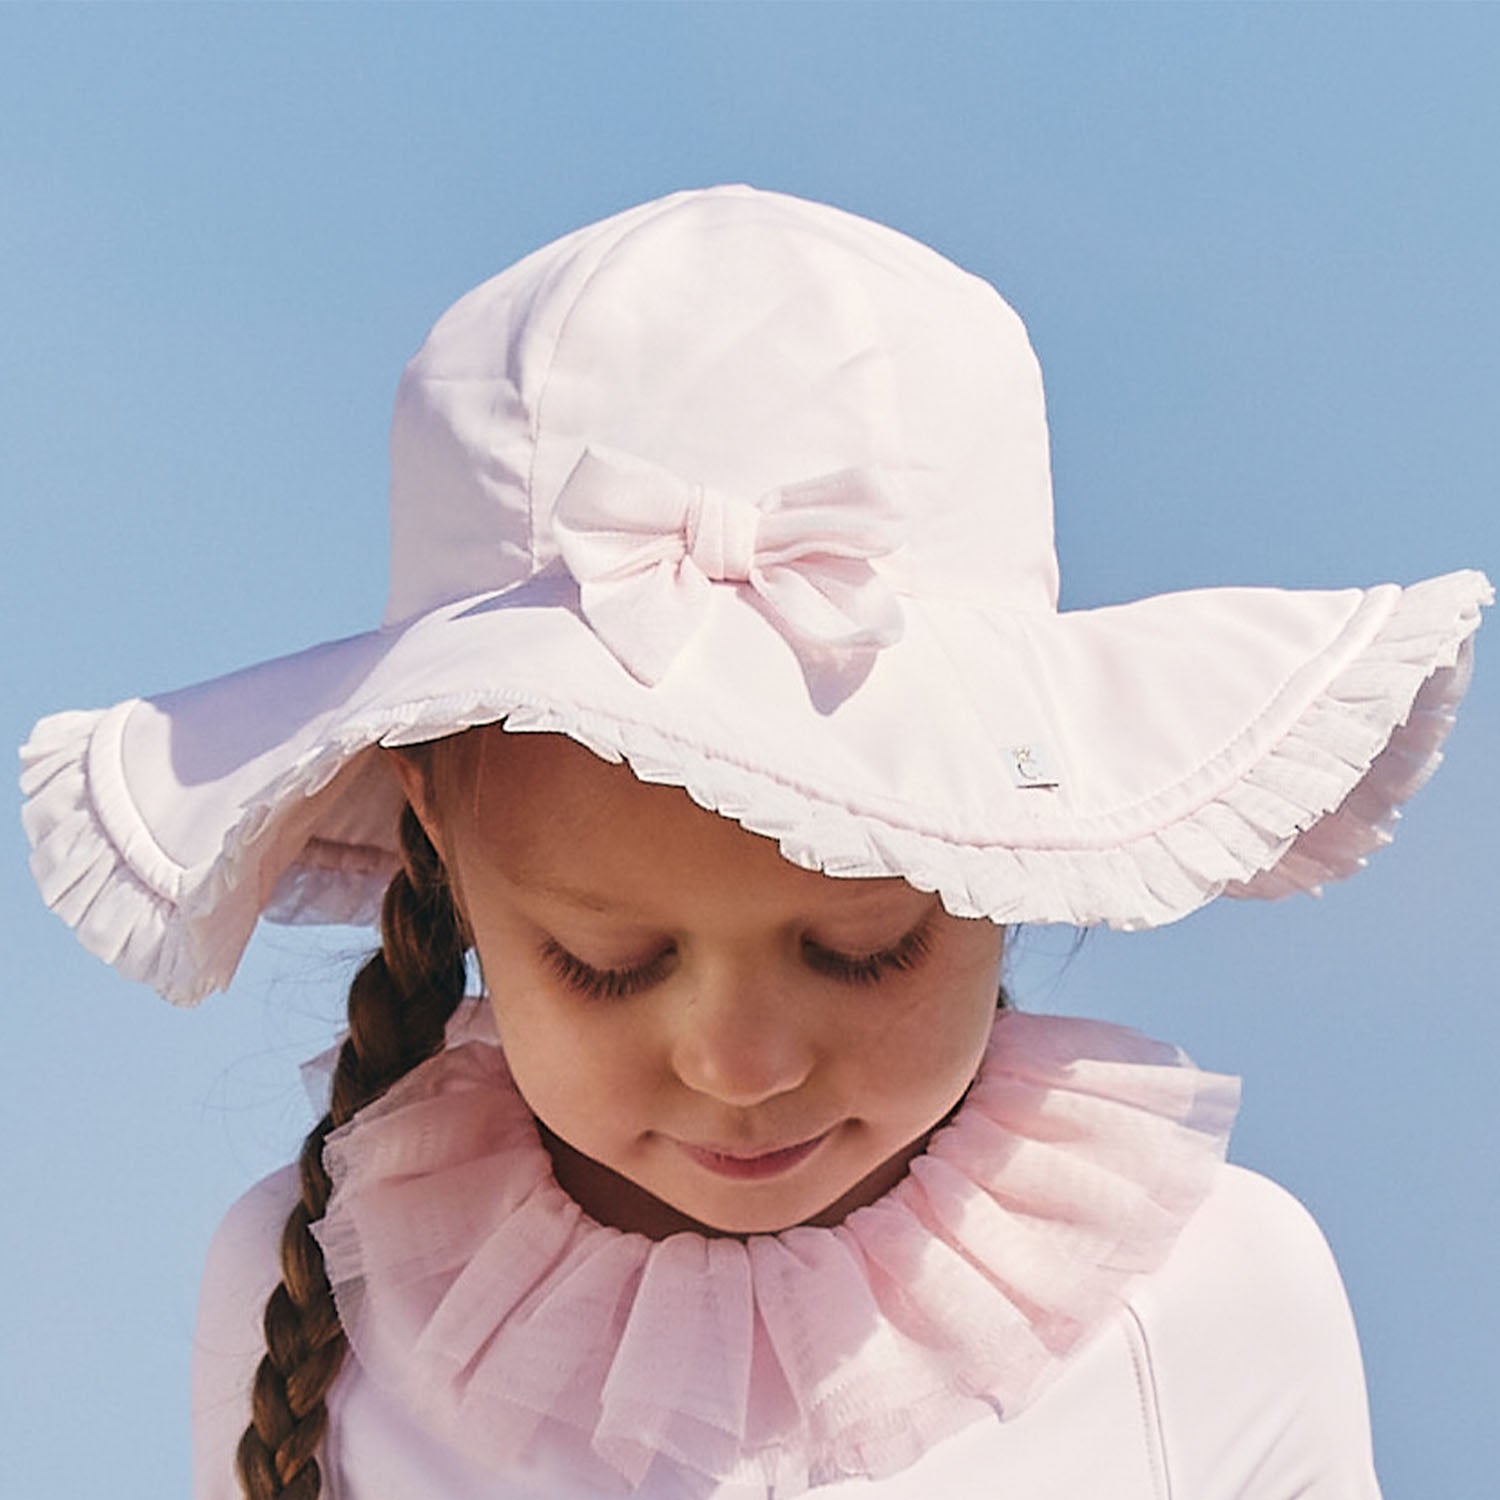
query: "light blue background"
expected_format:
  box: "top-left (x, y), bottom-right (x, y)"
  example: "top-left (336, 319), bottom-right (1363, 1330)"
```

top-left (2, 6), bottom-right (1496, 1497)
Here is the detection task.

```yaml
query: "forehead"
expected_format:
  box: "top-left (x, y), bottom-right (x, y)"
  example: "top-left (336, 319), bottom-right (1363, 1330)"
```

top-left (434, 727), bottom-right (916, 916)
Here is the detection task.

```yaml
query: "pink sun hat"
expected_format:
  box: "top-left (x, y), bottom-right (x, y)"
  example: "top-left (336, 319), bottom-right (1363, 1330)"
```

top-left (19, 185), bottom-right (1491, 1005)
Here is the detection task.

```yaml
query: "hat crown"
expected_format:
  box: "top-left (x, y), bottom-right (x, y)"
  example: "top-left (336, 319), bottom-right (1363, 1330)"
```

top-left (383, 186), bottom-right (1059, 625)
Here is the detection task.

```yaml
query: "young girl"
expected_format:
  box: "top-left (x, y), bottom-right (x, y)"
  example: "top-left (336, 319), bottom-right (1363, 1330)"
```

top-left (20, 185), bottom-right (1489, 1500)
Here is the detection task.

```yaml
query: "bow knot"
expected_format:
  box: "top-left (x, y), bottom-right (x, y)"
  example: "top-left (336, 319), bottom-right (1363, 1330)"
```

top-left (552, 447), bottom-right (906, 685)
top-left (685, 486), bottom-right (760, 582)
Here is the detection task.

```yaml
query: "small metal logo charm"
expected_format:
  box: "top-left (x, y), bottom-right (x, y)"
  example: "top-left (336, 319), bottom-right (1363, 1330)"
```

top-left (1007, 743), bottom-right (1059, 789)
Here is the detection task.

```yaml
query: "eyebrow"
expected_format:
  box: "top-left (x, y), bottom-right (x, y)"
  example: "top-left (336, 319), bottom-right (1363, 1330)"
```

top-left (518, 878), bottom-right (621, 915)
top-left (512, 871), bottom-right (934, 921)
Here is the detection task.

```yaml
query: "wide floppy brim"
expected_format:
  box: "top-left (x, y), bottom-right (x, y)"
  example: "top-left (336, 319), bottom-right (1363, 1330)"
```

top-left (20, 566), bottom-right (1490, 1005)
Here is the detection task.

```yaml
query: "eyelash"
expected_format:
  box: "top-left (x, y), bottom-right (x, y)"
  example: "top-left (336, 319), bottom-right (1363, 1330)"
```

top-left (539, 939), bottom-right (675, 1000)
top-left (538, 919), bottom-right (934, 1000)
top-left (803, 920), bottom-right (933, 986)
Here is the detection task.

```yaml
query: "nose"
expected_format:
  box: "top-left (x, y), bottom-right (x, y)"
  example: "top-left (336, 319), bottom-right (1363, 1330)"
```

top-left (668, 960), bottom-right (816, 1108)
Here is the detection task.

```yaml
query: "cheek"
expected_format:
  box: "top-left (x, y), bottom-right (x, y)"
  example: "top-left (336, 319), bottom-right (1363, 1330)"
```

top-left (853, 937), bottom-right (1001, 1111)
top-left (483, 976), bottom-right (658, 1152)
top-left (465, 909), bottom-right (586, 1084)
top-left (863, 998), bottom-right (992, 1110)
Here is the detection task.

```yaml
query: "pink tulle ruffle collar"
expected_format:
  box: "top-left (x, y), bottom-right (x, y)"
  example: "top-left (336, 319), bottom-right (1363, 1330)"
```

top-left (311, 1007), bottom-right (1239, 1495)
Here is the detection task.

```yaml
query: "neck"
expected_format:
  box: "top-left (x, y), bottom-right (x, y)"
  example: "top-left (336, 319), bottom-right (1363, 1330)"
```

top-left (535, 1120), bottom-right (942, 1240)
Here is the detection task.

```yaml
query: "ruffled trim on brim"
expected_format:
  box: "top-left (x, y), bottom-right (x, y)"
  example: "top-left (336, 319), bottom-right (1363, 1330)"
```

top-left (18, 705), bottom-right (198, 995)
top-left (18, 570), bottom-right (1491, 1004)
top-left (308, 1007), bottom-right (1239, 1494)
top-left (1224, 570), bottom-right (1486, 899)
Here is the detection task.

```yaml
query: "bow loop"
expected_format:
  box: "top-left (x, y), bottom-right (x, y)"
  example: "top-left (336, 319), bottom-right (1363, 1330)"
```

top-left (553, 447), bottom-right (906, 686)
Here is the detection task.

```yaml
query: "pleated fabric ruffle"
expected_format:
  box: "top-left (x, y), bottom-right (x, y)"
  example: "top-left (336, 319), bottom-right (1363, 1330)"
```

top-left (309, 1007), bottom-right (1239, 1495)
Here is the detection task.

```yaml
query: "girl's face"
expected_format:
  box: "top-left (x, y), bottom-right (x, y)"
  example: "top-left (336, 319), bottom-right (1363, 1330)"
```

top-left (395, 731), bottom-right (1004, 1238)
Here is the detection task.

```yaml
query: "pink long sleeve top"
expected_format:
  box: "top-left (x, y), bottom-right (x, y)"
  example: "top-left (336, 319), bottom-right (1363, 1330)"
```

top-left (192, 1012), bottom-right (1381, 1499)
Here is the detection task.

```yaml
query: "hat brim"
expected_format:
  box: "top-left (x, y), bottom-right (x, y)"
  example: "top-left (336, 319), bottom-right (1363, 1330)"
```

top-left (20, 567), bottom-right (1490, 1004)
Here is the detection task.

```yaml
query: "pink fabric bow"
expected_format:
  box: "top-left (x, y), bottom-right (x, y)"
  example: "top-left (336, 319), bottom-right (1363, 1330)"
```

top-left (552, 447), bottom-right (906, 685)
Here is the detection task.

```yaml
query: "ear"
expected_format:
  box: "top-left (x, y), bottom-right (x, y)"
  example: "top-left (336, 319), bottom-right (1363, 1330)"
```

top-left (382, 746), bottom-right (448, 863)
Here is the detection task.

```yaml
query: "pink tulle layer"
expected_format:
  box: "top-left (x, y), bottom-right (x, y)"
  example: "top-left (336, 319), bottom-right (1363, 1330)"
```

top-left (311, 1008), bottom-right (1239, 1495)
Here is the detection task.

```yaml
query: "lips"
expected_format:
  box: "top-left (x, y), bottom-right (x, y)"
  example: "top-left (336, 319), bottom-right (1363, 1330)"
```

top-left (678, 1129), bottom-right (833, 1181)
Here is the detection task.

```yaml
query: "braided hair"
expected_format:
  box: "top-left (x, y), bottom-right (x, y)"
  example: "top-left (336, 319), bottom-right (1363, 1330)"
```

top-left (234, 805), bottom-right (468, 1499)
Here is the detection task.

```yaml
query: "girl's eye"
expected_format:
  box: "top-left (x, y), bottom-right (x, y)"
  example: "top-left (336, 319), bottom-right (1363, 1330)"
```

top-left (803, 918), bottom-right (934, 987)
top-left (539, 939), bottom-right (675, 1000)
top-left (538, 917), bottom-right (934, 998)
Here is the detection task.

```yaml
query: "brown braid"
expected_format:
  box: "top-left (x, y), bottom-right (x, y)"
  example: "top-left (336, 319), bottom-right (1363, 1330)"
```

top-left (235, 806), bottom-right (469, 1499)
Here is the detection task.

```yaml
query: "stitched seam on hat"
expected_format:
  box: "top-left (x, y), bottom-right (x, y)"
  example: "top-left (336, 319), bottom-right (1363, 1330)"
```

top-left (359, 689), bottom-right (958, 827)
top-left (1114, 584), bottom-right (1389, 826)
top-left (88, 699), bottom-right (186, 901)
top-left (526, 191), bottom-right (716, 563)
top-left (921, 584), bottom-right (1390, 837)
